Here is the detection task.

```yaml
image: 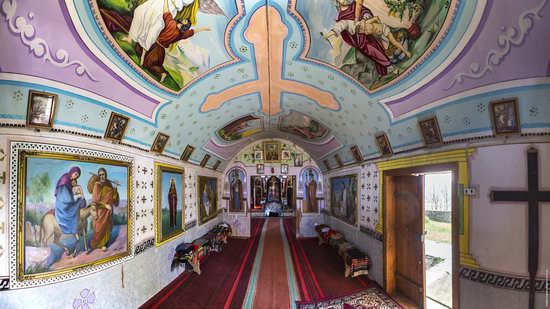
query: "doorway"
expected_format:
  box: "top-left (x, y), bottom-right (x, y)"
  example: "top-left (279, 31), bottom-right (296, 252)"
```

top-left (383, 164), bottom-right (459, 309)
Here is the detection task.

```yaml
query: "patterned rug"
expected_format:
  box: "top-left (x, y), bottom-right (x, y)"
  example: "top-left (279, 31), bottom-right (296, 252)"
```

top-left (296, 285), bottom-right (403, 309)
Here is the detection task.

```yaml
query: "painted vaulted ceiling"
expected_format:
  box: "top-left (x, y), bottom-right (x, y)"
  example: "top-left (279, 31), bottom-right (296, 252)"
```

top-left (0, 0), bottom-right (549, 170)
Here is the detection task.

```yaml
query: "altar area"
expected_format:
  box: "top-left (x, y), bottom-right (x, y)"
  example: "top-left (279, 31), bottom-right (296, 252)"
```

top-left (250, 175), bottom-right (296, 216)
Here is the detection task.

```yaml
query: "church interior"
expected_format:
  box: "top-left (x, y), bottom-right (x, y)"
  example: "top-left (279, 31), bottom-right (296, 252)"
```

top-left (0, 0), bottom-right (549, 308)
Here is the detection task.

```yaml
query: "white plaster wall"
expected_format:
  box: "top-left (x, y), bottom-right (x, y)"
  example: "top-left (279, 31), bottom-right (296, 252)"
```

top-left (469, 143), bottom-right (550, 277)
top-left (0, 129), bottom-right (224, 307)
top-left (323, 164), bottom-right (384, 286)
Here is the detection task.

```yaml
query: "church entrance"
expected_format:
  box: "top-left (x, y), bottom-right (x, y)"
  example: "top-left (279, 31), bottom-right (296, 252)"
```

top-left (383, 164), bottom-right (459, 309)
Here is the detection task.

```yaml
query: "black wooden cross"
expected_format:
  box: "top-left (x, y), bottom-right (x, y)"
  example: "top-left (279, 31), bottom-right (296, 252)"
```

top-left (490, 147), bottom-right (550, 309)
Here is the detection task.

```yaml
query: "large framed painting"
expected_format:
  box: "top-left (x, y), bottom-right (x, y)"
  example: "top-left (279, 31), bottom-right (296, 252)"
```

top-left (227, 169), bottom-right (245, 213)
top-left (330, 174), bottom-right (358, 227)
top-left (154, 162), bottom-right (185, 246)
top-left (302, 168), bottom-right (320, 213)
top-left (197, 176), bottom-right (218, 225)
top-left (10, 142), bottom-right (133, 287)
top-left (264, 141), bottom-right (280, 163)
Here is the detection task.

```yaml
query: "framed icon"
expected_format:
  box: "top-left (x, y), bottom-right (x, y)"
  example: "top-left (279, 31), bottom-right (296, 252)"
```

top-left (294, 153), bottom-right (303, 167)
top-left (490, 98), bottom-right (521, 136)
top-left (104, 112), bottom-right (130, 141)
top-left (375, 133), bottom-right (393, 156)
top-left (26, 90), bottom-right (58, 129)
top-left (257, 164), bottom-right (265, 174)
top-left (350, 146), bottom-right (364, 164)
top-left (281, 164), bottom-right (289, 174)
top-left (180, 145), bottom-right (195, 162)
top-left (335, 154), bottom-right (344, 168)
top-left (419, 117), bottom-right (443, 146)
top-left (263, 141), bottom-right (280, 163)
top-left (150, 133), bottom-right (170, 154)
top-left (281, 150), bottom-right (291, 161)
top-left (212, 160), bottom-right (221, 171)
top-left (200, 154), bottom-right (211, 167)
top-left (323, 160), bottom-right (331, 171)
top-left (254, 150), bottom-right (263, 161)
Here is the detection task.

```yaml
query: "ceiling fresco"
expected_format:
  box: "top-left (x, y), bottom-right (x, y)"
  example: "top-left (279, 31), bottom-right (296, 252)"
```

top-left (0, 0), bottom-right (549, 171)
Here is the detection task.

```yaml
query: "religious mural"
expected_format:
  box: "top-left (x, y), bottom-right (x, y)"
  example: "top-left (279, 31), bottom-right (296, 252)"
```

top-left (197, 176), bottom-right (218, 224)
top-left (278, 111), bottom-right (329, 140)
top-left (296, 0), bottom-right (457, 91)
top-left (154, 163), bottom-right (184, 246)
top-left (301, 168), bottom-right (320, 213)
top-left (93, 0), bottom-right (236, 91)
top-left (17, 150), bottom-right (131, 281)
top-left (228, 169), bottom-right (245, 213)
top-left (330, 174), bottom-right (358, 226)
top-left (217, 115), bottom-right (263, 142)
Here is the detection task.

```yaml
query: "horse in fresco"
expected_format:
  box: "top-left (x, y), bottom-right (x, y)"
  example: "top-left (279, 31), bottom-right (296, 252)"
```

top-left (39, 204), bottom-right (98, 257)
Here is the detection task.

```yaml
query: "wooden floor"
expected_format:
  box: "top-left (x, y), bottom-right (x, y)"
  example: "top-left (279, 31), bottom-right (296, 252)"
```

top-left (392, 293), bottom-right (418, 309)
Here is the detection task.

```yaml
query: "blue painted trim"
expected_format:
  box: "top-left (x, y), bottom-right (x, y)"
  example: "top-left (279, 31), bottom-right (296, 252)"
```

top-left (0, 114), bottom-right (24, 120)
top-left (0, 80), bottom-right (159, 126)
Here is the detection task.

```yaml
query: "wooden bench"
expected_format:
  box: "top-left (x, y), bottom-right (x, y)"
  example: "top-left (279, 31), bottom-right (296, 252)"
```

top-left (315, 224), bottom-right (371, 278)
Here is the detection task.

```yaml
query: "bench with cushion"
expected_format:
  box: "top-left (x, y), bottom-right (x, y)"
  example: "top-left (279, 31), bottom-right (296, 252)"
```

top-left (314, 224), bottom-right (371, 278)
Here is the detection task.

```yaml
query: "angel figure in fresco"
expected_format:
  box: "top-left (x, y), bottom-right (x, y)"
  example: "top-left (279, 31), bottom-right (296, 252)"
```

top-left (322, 0), bottom-right (421, 76)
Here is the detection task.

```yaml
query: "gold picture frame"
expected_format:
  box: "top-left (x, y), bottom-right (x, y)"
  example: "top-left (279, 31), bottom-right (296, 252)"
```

top-left (281, 164), bottom-right (289, 174)
top-left (154, 162), bottom-right (185, 247)
top-left (490, 98), bottom-right (521, 136)
top-left (323, 159), bottom-right (331, 171)
top-left (200, 154), bottom-right (211, 167)
top-left (16, 149), bottom-right (132, 282)
top-left (350, 146), bottom-right (364, 163)
top-left (197, 176), bottom-right (218, 225)
top-left (212, 160), bottom-right (221, 171)
top-left (263, 141), bottom-right (280, 163)
top-left (418, 116), bottom-right (443, 146)
top-left (104, 112), bottom-right (130, 141)
top-left (150, 133), bottom-right (170, 154)
top-left (26, 90), bottom-right (58, 129)
top-left (180, 145), bottom-right (195, 162)
top-left (330, 174), bottom-right (359, 227)
top-left (375, 133), bottom-right (393, 156)
top-left (335, 154), bottom-right (344, 168)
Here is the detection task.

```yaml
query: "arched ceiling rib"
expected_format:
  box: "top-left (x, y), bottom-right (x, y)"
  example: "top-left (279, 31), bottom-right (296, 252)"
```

top-left (1, 0), bottom-right (549, 170)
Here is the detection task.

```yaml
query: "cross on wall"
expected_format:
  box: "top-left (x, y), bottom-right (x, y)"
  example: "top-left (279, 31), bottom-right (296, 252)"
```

top-left (490, 147), bottom-right (550, 309)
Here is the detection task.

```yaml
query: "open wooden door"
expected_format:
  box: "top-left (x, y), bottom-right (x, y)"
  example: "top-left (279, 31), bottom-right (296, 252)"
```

top-left (386, 175), bottom-right (426, 308)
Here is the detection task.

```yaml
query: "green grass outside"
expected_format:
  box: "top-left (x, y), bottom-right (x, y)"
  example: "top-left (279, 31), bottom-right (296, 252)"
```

top-left (425, 217), bottom-right (451, 244)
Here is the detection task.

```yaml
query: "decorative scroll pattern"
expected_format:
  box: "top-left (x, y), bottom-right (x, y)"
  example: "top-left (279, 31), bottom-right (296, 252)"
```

top-left (446, 0), bottom-right (548, 89)
top-left (1, 0), bottom-right (98, 81)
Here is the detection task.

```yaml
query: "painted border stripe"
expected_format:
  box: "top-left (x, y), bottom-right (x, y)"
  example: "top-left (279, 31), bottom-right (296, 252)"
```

top-left (280, 219), bottom-right (300, 307)
top-left (243, 218), bottom-right (269, 307)
top-left (223, 218), bottom-right (264, 309)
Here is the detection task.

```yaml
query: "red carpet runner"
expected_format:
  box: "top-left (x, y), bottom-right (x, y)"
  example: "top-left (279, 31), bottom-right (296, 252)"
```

top-left (142, 218), bottom-right (399, 308)
top-left (282, 218), bottom-right (369, 301)
top-left (141, 218), bottom-right (265, 309)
